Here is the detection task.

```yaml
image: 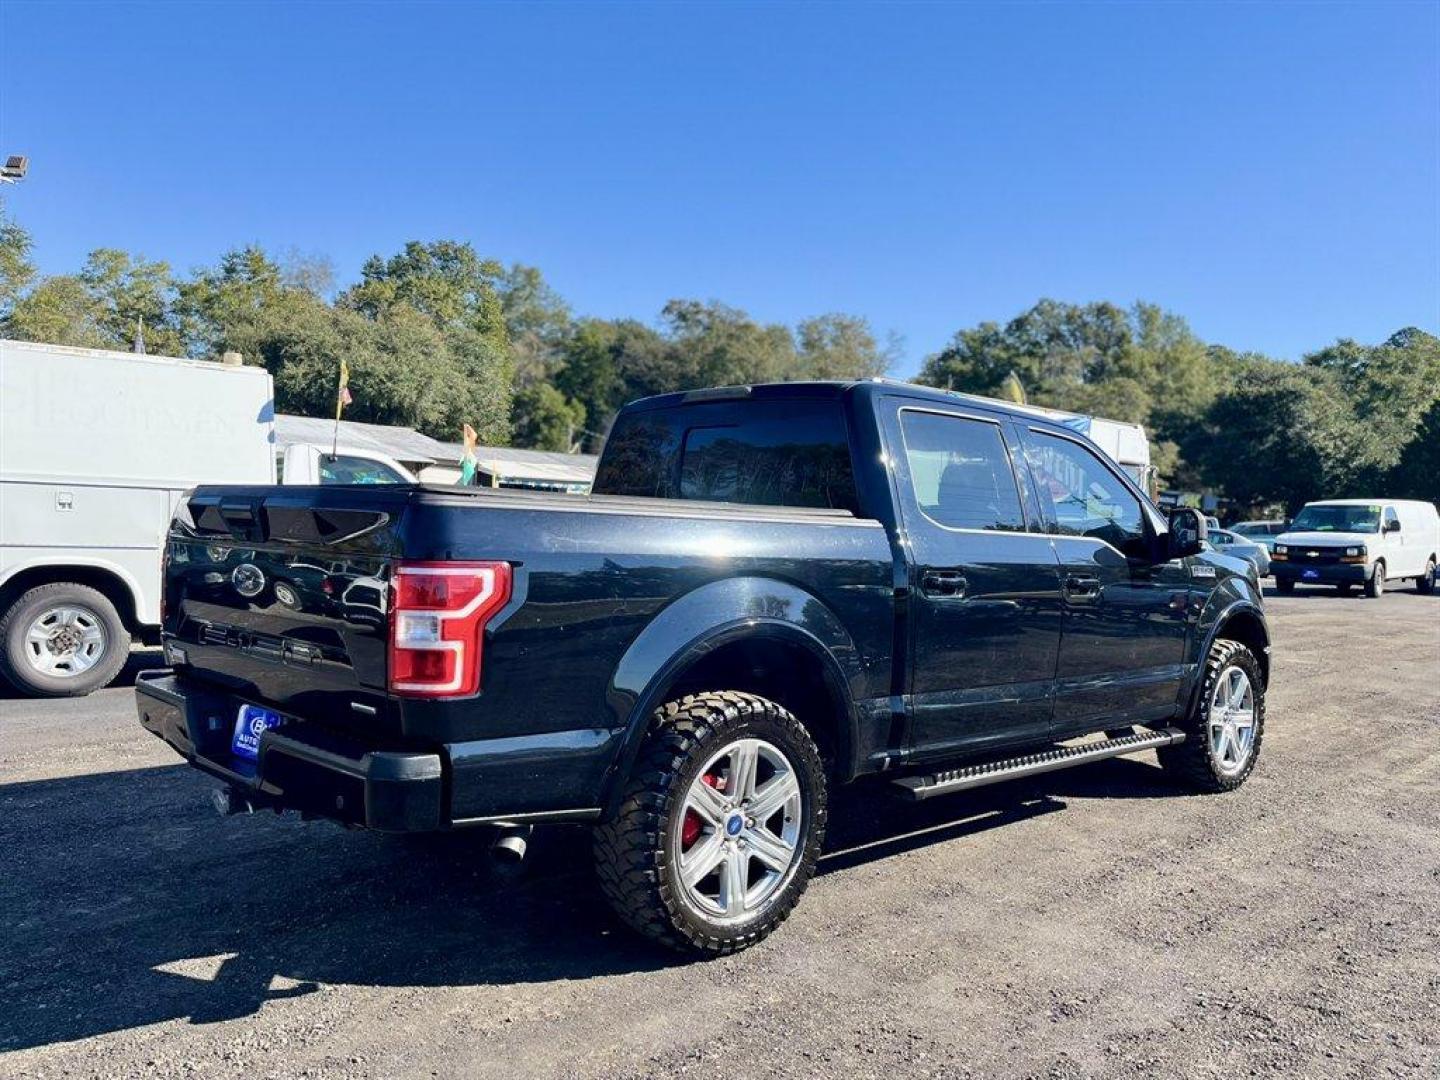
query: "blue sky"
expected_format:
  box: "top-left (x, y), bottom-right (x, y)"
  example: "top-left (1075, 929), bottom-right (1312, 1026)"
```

top-left (1, 1), bottom-right (1435, 374)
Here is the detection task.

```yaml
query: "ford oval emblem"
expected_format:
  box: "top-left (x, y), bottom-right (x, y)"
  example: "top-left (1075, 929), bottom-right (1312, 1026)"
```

top-left (231, 563), bottom-right (266, 598)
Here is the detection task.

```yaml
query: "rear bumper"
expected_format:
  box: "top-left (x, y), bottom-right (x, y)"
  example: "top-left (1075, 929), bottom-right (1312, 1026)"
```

top-left (136, 670), bottom-right (443, 832)
top-left (1272, 562), bottom-right (1367, 585)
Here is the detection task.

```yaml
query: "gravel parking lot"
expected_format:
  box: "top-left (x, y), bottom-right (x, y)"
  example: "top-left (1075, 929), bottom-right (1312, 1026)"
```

top-left (2, 589), bottom-right (1437, 1079)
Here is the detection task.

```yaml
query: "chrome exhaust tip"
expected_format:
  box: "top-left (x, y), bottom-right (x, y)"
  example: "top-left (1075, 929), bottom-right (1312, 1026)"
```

top-left (490, 824), bottom-right (533, 863)
top-left (211, 786), bottom-right (253, 816)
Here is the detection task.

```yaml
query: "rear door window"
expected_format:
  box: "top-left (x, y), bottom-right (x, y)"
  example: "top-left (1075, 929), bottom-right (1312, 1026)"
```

top-left (897, 410), bottom-right (1026, 531)
top-left (595, 399), bottom-right (859, 512)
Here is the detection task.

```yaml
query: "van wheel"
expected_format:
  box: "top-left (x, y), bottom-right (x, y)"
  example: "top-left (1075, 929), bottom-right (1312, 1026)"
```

top-left (1158, 639), bottom-right (1264, 793)
top-left (0, 583), bottom-right (130, 697)
top-left (1417, 559), bottom-right (1436, 595)
top-left (593, 691), bottom-right (827, 955)
top-left (1364, 562), bottom-right (1385, 598)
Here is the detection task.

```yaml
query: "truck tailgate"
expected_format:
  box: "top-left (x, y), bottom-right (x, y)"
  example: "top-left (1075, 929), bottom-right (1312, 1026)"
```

top-left (164, 485), bottom-right (410, 727)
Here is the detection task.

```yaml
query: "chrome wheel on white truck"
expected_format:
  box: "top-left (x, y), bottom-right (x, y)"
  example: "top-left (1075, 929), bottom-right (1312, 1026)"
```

top-left (0, 583), bottom-right (129, 697)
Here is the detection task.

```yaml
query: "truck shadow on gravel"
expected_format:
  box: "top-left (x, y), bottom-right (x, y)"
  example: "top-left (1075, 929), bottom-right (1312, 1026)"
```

top-left (0, 754), bottom-right (1181, 1052)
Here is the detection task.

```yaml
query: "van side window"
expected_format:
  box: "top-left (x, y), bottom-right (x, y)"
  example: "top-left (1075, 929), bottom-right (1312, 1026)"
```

top-left (898, 411), bottom-right (1026, 531)
top-left (1025, 431), bottom-right (1147, 555)
top-left (1383, 507), bottom-right (1400, 532)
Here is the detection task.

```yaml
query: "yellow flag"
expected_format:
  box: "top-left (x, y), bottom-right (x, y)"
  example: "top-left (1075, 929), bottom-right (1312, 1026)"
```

top-left (998, 370), bottom-right (1027, 405)
top-left (336, 358), bottom-right (352, 420)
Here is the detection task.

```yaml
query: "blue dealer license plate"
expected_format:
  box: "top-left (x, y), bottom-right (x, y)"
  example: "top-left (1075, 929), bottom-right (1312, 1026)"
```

top-left (232, 704), bottom-right (285, 761)
top-left (1302, 569), bottom-right (1320, 580)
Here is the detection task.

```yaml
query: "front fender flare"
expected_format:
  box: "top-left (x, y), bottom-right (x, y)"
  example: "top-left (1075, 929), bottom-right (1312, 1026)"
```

top-left (1187, 585), bottom-right (1271, 715)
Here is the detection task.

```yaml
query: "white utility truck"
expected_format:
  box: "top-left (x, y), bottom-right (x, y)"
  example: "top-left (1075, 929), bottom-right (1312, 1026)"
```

top-left (0, 340), bottom-right (413, 697)
top-left (958, 394), bottom-right (1155, 493)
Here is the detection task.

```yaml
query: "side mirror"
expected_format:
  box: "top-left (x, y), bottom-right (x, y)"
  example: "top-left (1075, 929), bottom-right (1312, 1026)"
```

top-left (1166, 507), bottom-right (1207, 559)
top-left (1386, 519), bottom-right (1401, 533)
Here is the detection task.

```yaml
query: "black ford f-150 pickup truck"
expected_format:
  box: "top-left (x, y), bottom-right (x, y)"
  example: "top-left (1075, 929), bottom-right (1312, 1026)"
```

top-left (138, 379), bottom-right (1270, 954)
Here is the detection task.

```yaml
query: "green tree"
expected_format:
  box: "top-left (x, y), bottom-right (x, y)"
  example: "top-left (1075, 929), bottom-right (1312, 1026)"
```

top-left (794, 313), bottom-right (895, 379)
top-left (659, 299), bottom-right (796, 388)
top-left (512, 382), bottom-right (587, 451)
top-left (918, 299), bottom-right (1223, 486)
top-left (1386, 399), bottom-right (1440, 504)
top-left (498, 263), bottom-right (571, 386)
top-left (77, 248), bottom-right (183, 354)
top-left (7, 247), bottom-right (182, 354)
top-left (1304, 327), bottom-right (1440, 484)
top-left (1194, 359), bottom-right (1370, 512)
top-left (344, 240), bottom-right (508, 346)
top-left (6, 275), bottom-right (111, 348)
top-left (175, 246), bottom-right (291, 357)
top-left (0, 203), bottom-right (36, 328)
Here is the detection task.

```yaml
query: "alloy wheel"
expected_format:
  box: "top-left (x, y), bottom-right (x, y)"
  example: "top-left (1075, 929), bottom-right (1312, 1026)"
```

top-left (672, 737), bottom-right (804, 925)
top-left (1207, 666), bottom-right (1256, 777)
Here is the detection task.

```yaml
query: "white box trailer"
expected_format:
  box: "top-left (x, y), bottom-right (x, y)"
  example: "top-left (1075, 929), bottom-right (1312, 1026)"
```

top-left (0, 340), bottom-right (414, 697)
top-left (953, 392), bottom-right (1154, 492)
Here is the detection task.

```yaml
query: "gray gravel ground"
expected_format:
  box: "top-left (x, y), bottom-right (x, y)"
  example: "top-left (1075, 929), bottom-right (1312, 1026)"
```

top-left (2, 588), bottom-right (1437, 1079)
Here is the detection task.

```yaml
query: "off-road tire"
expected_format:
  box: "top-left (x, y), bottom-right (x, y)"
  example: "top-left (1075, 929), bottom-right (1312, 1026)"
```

top-left (0, 582), bottom-right (129, 697)
top-left (1157, 639), bottom-right (1265, 793)
top-left (1416, 558), bottom-right (1436, 595)
top-left (1364, 562), bottom-right (1385, 599)
top-left (1276, 578), bottom-right (1295, 595)
top-left (593, 691), bottom-right (827, 955)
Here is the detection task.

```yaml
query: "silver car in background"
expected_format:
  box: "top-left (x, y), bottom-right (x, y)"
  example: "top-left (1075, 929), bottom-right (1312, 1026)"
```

top-left (1208, 528), bottom-right (1272, 576)
top-left (1231, 520), bottom-right (1289, 554)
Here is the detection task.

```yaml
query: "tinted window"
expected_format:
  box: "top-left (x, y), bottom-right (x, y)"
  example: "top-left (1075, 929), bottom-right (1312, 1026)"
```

top-left (1025, 431), bottom-right (1147, 554)
top-left (1383, 507), bottom-right (1400, 531)
top-left (1211, 529), bottom-right (1235, 544)
top-left (319, 455), bottom-right (407, 485)
top-left (899, 411), bottom-right (1025, 531)
top-left (595, 400), bottom-right (858, 512)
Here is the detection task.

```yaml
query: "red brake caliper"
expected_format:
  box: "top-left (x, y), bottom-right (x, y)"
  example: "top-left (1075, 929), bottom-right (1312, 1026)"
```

top-left (681, 773), bottom-right (724, 848)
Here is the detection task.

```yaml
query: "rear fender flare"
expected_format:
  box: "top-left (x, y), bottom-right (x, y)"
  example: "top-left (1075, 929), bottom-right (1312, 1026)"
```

top-left (601, 576), bottom-right (863, 816)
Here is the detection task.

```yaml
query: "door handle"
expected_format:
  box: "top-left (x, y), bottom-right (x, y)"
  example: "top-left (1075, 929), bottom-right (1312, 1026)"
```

top-left (921, 570), bottom-right (968, 598)
top-left (1064, 574), bottom-right (1101, 599)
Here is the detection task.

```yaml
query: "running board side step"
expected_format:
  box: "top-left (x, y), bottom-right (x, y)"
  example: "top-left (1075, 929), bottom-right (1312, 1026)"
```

top-left (891, 728), bottom-right (1187, 801)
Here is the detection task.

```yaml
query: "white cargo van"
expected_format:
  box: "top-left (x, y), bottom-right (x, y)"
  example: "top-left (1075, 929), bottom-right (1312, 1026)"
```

top-left (0, 340), bottom-right (414, 696)
top-left (1273, 498), bottom-right (1440, 598)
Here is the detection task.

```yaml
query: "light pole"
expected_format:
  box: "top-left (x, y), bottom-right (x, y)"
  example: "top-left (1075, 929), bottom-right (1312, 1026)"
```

top-left (0, 156), bottom-right (28, 184)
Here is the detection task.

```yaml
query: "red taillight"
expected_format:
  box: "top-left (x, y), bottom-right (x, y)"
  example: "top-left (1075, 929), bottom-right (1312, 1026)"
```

top-left (388, 561), bottom-right (511, 698)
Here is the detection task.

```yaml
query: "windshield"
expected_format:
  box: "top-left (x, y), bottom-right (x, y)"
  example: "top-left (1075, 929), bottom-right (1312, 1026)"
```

top-left (1290, 504), bottom-right (1381, 533)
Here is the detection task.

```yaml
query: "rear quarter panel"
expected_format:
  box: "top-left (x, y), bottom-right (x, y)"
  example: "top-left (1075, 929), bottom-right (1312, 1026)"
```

top-left (397, 497), bottom-right (897, 749)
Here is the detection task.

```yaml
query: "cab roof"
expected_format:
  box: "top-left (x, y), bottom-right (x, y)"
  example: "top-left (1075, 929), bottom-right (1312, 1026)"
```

top-left (623, 378), bottom-right (1062, 425)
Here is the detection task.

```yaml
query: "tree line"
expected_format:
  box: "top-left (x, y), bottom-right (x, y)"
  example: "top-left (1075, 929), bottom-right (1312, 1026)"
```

top-left (0, 205), bottom-right (1434, 512)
